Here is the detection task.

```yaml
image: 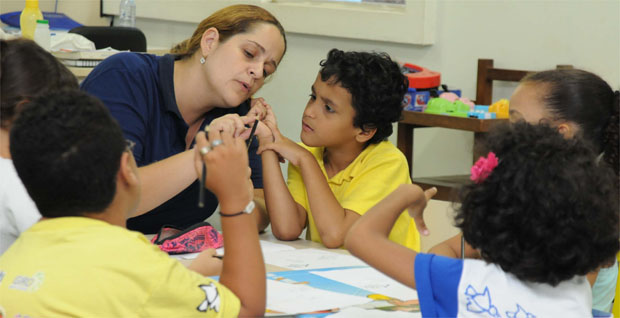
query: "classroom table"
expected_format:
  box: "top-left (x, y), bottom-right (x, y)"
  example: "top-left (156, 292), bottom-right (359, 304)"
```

top-left (149, 231), bottom-right (349, 272)
top-left (149, 231), bottom-right (421, 316)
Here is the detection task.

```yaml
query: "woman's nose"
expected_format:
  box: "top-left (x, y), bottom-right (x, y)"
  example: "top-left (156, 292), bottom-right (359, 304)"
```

top-left (249, 63), bottom-right (264, 79)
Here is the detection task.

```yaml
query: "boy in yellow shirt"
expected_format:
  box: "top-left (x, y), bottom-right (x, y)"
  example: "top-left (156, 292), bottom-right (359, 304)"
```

top-left (0, 90), bottom-right (264, 317)
top-left (257, 49), bottom-right (420, 250)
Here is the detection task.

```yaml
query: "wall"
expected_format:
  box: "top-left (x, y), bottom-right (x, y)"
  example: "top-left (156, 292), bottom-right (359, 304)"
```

top-left (135, 0), bottom-right (619, 250)
top-left (3, 0), bottom-right (618, 250)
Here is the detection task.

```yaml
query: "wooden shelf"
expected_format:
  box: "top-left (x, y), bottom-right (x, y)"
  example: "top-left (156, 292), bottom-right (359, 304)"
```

top-left (399, 111), bottom-right (506, 132)
top-left (397, 111), bottom-right (508, 202)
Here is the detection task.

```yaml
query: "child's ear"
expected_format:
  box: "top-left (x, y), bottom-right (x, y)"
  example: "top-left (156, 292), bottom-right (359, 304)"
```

top-left (355, 127), bottom-right (377, 144)
top-left (557, 122), bottom-right (577, 139)
top-left (119, 152), bottom-right (139, 188)
top-left (200, 27), bottom-right (219, 57)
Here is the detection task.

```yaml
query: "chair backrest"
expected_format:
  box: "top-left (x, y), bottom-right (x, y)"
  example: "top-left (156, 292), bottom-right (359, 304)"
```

top-left (475, 59), bottom-right (573, 105)
top-left (69, 26), bottom-right (147, 52)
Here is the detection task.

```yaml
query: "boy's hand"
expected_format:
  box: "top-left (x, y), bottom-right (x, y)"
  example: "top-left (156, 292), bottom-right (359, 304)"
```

top-left (194, 130), bottom-right (253, 210)
top-left (254, 103), bottom-right (278, 145)
top-left (257, 120), bottom-right (309, 166)
top-left (188, 248), bottom-right (223, 276)
top-left (249, 97), bottom-right (269, 120)
top-left (407, 186), bottom-right (437, 236)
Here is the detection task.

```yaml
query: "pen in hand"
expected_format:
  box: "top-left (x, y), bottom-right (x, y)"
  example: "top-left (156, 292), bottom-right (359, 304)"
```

top-left (247, 119), bottom-right (259, 150)
top-left (198, 126), bottom-right (209, 208)
top-left (198, 161), bottom-right (206, 208)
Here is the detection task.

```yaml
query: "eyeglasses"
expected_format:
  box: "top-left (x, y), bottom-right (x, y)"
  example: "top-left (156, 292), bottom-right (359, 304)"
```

top-left (125, 139), bottom-right (136, 153)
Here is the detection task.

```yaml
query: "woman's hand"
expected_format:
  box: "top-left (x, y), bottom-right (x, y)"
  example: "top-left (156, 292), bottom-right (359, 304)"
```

top-left (209, 114), bottom-right (256, 139)
top-left (407, 186), bottom-right (437, 236)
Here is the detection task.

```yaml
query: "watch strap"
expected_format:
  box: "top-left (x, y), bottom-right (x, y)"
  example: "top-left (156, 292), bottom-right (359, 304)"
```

top-left (219, 200), bottom-right (255, 217)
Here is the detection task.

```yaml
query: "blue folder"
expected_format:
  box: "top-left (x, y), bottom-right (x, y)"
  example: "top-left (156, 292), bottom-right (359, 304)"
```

top-left (0, 11), bottom-right (82, 31)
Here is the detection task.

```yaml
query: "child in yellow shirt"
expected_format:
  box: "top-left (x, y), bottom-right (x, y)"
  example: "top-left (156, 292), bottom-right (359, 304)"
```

top-left (0, 90), bottom-right (264, 317)
top-left (257, 49), bottom-right (420, 250)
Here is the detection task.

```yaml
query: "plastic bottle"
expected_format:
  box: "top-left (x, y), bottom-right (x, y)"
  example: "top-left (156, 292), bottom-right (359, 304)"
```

top-left (33, 19), bottom-right (51, 51)
top-left (20, 0), bottom-right (44, 40)
top-left (118, 0), bottom-right (136, 27)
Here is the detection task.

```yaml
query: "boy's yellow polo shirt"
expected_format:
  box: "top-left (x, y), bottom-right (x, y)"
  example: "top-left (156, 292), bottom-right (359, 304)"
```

top-left (287, 141), bottom-right (420, 251)
top-left (0, 217), bottom-right (239, 317)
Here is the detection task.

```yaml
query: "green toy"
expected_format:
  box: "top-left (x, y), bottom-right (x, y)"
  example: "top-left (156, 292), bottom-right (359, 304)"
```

top-left (424, 98), bottom-right (470, 117)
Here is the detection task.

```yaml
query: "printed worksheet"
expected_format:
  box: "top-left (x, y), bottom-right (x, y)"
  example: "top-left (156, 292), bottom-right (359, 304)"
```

top-left (263, 248), bottom-right (367, 270)
top-left (175, 240), bottom-right (296, 260)
top-left (311, 267), bottom-right (417, 301)
top-left (266, 279), bottom-right (370, 313)
top-left (265, 267), bottom-right (421, 316)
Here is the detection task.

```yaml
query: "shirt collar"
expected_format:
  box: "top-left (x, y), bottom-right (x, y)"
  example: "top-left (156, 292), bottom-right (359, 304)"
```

top-left (312, 143), bottom-right (380, 185)
top-left (158, 54), bottom-right (183, 119)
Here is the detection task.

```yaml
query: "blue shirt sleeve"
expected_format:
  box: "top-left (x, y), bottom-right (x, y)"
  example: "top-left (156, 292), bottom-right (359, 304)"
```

top-left (415, 253), bottom-right (463, 317)
top-left (81, 53), bottom-right (158, 164)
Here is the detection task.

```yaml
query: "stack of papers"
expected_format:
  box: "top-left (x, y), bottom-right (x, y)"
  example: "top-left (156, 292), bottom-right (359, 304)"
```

top-left (52, 47), bottom-right (121, 67)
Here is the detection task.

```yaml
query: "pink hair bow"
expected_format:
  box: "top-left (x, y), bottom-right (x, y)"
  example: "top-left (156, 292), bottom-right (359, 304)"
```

top-left (470, 152), bottom-right (498, 184)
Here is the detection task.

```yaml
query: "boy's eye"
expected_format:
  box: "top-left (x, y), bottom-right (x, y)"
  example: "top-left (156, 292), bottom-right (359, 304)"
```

top-left (263, 70), bottom-right (268, 78)
top-left (324, 105), bottom-right (335, 113)
top-left (309, 94), bottom-right (316, 100)
top-left (244, 50), bottom-right (254, 58)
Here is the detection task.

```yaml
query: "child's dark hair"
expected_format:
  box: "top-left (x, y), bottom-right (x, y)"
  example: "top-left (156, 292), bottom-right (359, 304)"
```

top-left (1, 38), bottom-right (78, 129)
top-left (521, 69), bottom-right (619, 182)
top-left (319, 49), bottom-right (408, 145)
top-left (455, 122), bottom-right (619, 286)
top-left (10, 90), bottom-right (126, 217)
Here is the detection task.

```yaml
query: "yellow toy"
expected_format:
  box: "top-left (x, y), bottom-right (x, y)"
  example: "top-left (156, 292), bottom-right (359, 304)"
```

top-left (489, 99), bottom-right (510, 118)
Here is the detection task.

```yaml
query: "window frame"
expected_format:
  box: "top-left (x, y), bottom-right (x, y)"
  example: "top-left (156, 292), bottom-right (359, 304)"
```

top-left (102, 0), bottom-right (435, 45)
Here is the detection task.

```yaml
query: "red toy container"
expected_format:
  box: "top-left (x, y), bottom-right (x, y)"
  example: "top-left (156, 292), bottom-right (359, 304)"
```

top-left (402, 63), bottom-right (441, 89)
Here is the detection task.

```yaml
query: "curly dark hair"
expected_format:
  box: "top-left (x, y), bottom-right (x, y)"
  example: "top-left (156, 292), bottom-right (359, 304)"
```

top-left (1, 39), bottom-right (78, 128)
top-left (10, 90), bottom-right (126, 217)
top-left (455, 122), bottom-right (619, 286)
top-left (319, 49), bottom-right (408, 145)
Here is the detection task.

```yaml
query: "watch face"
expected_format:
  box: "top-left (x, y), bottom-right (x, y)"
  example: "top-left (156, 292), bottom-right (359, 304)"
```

top-left (244, 200), bottom-right (256, 214)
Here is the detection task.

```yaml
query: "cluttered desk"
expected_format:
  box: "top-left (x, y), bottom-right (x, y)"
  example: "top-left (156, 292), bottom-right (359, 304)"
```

top-left (151, 232), bottom-right (421, 317)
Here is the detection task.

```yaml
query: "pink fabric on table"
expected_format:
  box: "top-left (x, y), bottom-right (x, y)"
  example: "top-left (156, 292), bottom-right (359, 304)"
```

top-left (150, 222), bottom-right (223, 254)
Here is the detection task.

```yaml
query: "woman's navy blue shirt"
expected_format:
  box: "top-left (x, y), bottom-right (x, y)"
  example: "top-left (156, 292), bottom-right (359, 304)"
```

top-left (81, 53), bottom-right (262, 233)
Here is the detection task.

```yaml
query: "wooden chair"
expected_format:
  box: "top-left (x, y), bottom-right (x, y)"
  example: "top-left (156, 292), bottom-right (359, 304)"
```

top-left (69, 26), bottom-right (147, 52)
top-left (397, 59), bottom-right (572, 201)
top-left (475, 58), bottom-right (573, 105)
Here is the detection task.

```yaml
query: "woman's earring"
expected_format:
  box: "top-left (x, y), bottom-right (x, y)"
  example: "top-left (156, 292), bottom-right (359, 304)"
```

top-left (200, 57), bottom-right (206, 64)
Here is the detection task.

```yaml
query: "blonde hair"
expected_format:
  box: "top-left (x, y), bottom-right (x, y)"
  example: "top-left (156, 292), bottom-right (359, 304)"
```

top-left (171, 4), bottom-right (286, 59)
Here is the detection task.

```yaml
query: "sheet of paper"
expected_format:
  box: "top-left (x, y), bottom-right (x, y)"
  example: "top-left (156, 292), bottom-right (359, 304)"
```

top-left (263, 248), bottom-right (367, 270)
top-left (311, 267), bottom-right (417, 301)
top-left (175, 240), bottom-right (296, 260)
top-left (266, 279), bottom-right (370, 314)
top-left (325, 306), bottom-right (421, 318)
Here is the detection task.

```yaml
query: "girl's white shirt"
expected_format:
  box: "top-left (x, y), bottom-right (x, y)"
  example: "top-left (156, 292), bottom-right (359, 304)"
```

top-left (0, 157), bottom-right (40, 254)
